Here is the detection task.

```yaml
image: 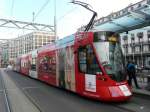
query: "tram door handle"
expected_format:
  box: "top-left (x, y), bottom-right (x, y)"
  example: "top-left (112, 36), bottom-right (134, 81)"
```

top-left (97, 75), bottom-right (107, 81)
top-left (97, 74), bottom-right (103, 80)
top-left (97, 76), bottom-right (103, 80)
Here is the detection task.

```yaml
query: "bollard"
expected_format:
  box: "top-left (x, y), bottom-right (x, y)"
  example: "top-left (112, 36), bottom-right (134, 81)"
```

top-left (147, 75), bottom-right (150, 83)
top-left (145, 75), bottom-right (150, 91)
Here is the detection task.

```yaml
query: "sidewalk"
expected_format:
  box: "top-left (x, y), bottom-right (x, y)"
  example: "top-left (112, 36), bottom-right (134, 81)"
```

top-left (0, 69), bottom-right (40, 112)
top-left (132, 76), bottom-right (150, 98)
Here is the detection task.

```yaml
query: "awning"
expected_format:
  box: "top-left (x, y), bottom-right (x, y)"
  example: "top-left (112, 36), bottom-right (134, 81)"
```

top-left (94, 0), bottom-right (150, 33)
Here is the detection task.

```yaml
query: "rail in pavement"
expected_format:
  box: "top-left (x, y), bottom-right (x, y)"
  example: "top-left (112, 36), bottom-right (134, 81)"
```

top-left (0, 68), bottom-right (40, 112)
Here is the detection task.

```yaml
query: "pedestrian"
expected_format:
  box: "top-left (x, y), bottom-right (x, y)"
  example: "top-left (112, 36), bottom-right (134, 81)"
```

top-left (127, 61), bottom-right (141, 89)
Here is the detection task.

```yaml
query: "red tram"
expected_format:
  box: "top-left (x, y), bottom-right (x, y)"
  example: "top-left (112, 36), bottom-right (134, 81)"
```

top-left (20, 54), bottom-right (30, 75)
top-left (14, 31), bottom-right (132, 102)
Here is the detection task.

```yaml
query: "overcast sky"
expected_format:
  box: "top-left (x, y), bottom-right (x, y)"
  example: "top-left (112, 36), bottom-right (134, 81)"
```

top-left (0, 0), bottom-right (141, 39)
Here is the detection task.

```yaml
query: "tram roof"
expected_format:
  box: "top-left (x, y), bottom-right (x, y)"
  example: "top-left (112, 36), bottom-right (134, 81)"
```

top-left (94, 0), bottom-right (150, 33)
top-left (38, 34), bottom-right (75, 52)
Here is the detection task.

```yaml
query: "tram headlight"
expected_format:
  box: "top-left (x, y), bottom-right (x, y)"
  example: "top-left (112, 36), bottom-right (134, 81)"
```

top-left (109, 86), bottom-right (121, 97)
top-left (109, 85), bottom-right (132, 97)
top-left (119, 85), bottom-right (132, 96)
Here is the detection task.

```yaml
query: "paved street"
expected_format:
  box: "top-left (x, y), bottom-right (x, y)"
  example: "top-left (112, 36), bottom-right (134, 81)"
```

top-left (0, 69), bottom-right (150, 112)
top-left (0, 69), bottom-right (41, 112)
top-left (0, 73), bottom-right (8, 112)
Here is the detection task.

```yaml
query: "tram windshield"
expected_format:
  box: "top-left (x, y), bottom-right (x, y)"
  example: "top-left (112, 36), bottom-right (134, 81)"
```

top-left (93, 31), bottom-right (126, 82)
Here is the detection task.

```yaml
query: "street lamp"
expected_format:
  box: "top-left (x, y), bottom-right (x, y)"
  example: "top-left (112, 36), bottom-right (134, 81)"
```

top-left (137, 32), bottom-right (144, 66)
top-left (123, 35), bottom-right (128, 64)
top-left (131, 33), bottom-right (135, 62)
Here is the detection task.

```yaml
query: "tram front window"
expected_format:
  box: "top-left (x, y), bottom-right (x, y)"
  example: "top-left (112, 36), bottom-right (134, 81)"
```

top-left (78, 45), bottom-right (101, 75)
top-left (93, 32), bottom-right (126, 82)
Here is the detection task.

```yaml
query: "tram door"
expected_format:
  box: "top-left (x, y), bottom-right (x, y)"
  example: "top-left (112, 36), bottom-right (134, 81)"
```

top-left (76, 44), bottom-right (101, 94)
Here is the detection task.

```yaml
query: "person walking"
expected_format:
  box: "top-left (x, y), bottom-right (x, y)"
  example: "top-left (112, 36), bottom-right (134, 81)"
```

top-left (127, 61), bottom-right (141, 89)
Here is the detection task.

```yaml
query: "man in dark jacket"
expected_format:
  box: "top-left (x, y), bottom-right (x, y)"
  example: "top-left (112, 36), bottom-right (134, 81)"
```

top-left (127, 61), bottom-right (140, 89)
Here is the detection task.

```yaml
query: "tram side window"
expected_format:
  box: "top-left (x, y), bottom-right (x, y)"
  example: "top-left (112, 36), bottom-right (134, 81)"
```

top-left (78, 47), bottom-right (87, 73)
top-left (31, 58), bottom-right (36, 71)
top-left (78, 45), bottom-right (101, 74)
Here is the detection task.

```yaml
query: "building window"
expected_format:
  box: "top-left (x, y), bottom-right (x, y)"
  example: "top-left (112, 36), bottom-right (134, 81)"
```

top-left (135, 46), bottom-right (140, 52)
top-left (131, 33), bottom-right (135, 43)
top-left (131, 34), bottom-right (135, 53)
top-left (131, 47), bottom-right (135, 53)
top-left (138, 3), bottom-right (141, 8)
top-left (147, 30), bottom-right (150, 42)
top-left (123, 35), bottom-right (128, 45)
top-left (143, 45), bottom-right (148, 52)
top-left (137, 32), bottom-right (143, 43)
top-left (125, 45), bottom-right (128, 54)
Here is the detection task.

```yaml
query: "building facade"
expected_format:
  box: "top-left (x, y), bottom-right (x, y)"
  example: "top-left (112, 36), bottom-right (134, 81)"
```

top-left (0, 31), bottom-right (55, 66)
top-left (1, 41), bottom-right (9, 67)
top-left (121, 29), bottom-right (150, 67)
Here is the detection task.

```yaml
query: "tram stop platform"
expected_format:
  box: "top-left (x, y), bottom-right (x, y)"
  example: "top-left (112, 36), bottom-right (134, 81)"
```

top-left (132, 75), bottom-right (150, 98)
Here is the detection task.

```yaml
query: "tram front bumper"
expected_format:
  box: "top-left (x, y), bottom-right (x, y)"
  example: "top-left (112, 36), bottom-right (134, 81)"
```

top-left (108, 85), bottom-right (132, 101)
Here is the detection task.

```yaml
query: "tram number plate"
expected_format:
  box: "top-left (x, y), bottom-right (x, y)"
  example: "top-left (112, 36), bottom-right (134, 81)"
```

top-left (119, 85), bottom-right (132, 96)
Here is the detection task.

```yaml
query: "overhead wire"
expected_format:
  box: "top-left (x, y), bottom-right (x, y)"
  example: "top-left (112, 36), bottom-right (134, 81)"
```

top-left (10, 0), bottom-right (15, 17)
top-left (57, 7), bottom-right (77, 22)
top-left (34, 0), bottom-right (51, 21)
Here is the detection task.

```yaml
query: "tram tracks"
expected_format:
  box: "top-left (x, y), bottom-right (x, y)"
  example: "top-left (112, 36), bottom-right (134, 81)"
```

top-left (4, 70), bottom-right (150, 112)
top-left (110, 95), bottom-right (150, 112)
top-left (111, 103), bottom-right (137, 112)
top-left (0, 69), bottom-right (42, 112)
top-left (18, 88), bottom-right (137, 112)
top-left (0, 70), bottom-right (12, 112)
top-left (15, 83), bottom-right (43, 112)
